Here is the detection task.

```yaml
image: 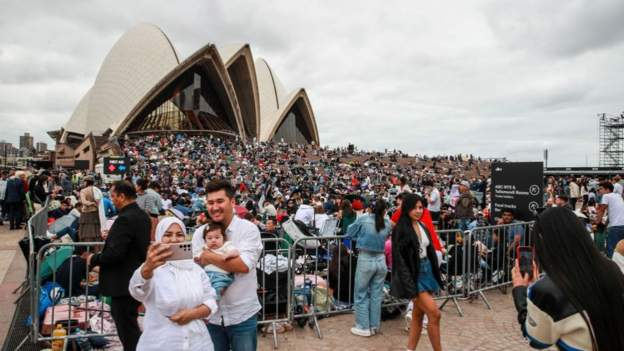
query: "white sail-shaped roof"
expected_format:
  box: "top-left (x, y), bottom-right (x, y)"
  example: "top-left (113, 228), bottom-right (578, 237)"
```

top-left (58, 23), bottom-right (319, 146)
top-left (63, 88), bottom-right (91, 134)
top-left (64, 23), bottom-right (179, 135)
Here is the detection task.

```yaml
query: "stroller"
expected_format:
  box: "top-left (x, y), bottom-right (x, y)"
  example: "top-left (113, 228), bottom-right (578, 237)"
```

top-left (282, 219), bottom-right (320, 249)
top-left (443, 243), bottom-right (465, 294)
top-left (282, 219), bottom-right (330, 275)
top-left (442, 234), bottom-right (480, 295)
top-left (257, 267), bottom-right (289, 318)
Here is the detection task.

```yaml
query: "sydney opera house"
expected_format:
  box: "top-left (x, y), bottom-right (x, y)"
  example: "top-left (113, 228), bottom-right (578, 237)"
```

top-left (49, 23), bottom-right (319, 169)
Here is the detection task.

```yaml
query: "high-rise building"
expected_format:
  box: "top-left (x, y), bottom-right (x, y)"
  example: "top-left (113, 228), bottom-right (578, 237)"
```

top-left (0, 141), bottom-right (12, 155)
top-left (36, 142), bottom-right (48, 153)
top-left (19, 132), bottom-right (34, 150)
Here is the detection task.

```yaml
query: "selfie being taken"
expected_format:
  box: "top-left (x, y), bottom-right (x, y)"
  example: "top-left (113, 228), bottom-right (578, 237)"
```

top-left (512, 207), bottom-right (624, 350)
top-left (3, 1), bottom-right (624, 351)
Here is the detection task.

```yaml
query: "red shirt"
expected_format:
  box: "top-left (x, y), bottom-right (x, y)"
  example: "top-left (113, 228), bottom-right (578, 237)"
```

top-left (391, 207), bottom-right (443, 251)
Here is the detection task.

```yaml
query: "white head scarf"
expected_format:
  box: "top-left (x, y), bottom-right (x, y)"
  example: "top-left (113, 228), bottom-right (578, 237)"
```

top-left (155, 216), bottom-right (186, 242)
top-left (155, 217), bottom-right (206, 343)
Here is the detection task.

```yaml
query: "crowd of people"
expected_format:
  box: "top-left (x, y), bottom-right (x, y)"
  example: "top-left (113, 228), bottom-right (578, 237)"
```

top-left (3, 132), bottom-right (624, 350)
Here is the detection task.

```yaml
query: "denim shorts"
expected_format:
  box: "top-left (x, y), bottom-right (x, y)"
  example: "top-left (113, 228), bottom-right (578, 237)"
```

top-left (416, 258), bottom-right (440, 294)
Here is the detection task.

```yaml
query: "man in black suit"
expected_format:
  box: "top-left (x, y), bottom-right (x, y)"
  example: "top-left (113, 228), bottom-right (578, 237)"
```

top-left (5, 171), bottom-right (26, 230)
top-left (88, 180), bottom-right (150, 351)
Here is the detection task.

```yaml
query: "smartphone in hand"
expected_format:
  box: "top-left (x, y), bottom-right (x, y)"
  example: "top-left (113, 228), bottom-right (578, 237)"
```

top-left (166, 242), bottom-right (193, 261)
top-left (517, 246), bottom-right (534, 280)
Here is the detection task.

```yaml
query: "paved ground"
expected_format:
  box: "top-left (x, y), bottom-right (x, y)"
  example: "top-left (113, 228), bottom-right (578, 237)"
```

top-left (0, 224), bottom-right (28, 347)
top-left (257, 291), bottom-right (553, 351)
top-left (0, 224), bottom-right (553, 350)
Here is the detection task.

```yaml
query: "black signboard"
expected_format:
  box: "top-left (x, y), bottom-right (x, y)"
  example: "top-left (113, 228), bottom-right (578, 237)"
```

top-left (74, 160), bottom-right (90, 170)
top-left (491, 162), bottom-right (543, 221)
top-left (103, 157), bottom-right (129, 175)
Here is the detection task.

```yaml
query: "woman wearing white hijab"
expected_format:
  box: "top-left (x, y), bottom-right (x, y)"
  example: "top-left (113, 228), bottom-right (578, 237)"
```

top-left (129, 217), bottom-right (218, 350)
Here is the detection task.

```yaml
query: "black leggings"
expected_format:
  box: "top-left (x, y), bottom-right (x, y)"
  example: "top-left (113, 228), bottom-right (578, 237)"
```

top-left (7, 202), bottom-right (23, 228)
top-left (110, 296), bottom-right (141, 351)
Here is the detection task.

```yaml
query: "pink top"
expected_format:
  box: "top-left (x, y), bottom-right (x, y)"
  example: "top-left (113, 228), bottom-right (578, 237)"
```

top-left (384, 238), bottom-right (393, 270)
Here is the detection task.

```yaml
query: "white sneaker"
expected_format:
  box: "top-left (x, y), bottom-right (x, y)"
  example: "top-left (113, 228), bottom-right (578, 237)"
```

top-left (350, 327), bottom-right (372, 337)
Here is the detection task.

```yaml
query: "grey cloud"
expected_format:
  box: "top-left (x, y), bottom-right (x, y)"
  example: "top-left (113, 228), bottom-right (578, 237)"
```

top-left (486, 0), bottom-right (624, 57)
top-left (0, 0), bottom-right (622, 167)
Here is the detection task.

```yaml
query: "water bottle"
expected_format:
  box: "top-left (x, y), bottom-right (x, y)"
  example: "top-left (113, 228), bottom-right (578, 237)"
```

top-left (51, 324), bottom-right (66, 351)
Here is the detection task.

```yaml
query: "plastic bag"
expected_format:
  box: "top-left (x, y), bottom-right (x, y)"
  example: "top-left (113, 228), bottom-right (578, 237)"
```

top-left (25, 281), bottom-right (64, 326)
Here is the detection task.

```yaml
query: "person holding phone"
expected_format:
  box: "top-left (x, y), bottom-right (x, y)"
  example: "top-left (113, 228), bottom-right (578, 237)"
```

top-left (129, 217), bottom-right (218, 350)
top-left (512, 207), bottom-right (624, 350)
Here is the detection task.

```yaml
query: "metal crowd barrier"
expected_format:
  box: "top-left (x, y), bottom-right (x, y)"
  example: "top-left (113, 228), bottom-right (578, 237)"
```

top-left (13, 197), bottom-right (51, 350)
top-left (286, 230), bottom-right (470, 341)
top-left (434, 228), bottom-right (468, 317)
top-left (31, 242), bottom-right (110, 347)
top-left (289, 235), bottom-right (354, 339)
top-left (23, 220), bottom-right (536, 349)
top-left (25, 197), bottom-right (51, 293)
top-left (463, 222), bottom-right (534, 309)
top-left (257, 237), bottom-right (292, 349)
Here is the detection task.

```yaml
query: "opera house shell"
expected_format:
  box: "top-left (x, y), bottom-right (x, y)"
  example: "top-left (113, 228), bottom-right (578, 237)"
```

top-left (50, 23), bottom-right (319, 169)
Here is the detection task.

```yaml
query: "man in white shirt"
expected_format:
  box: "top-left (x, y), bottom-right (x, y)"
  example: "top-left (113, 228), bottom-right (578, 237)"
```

top-left (294, 198), bottom-right (315, 227)
top-left (425, 180), bottom-right (441, 222)
top-left (399, 176), bottom-right (412, 194)
top-left (194, 180), bottom-right (263, 351)
top-left (596, 181), bottom-right (624, 258)
top-left (612, 175), bottom-right (623, 196)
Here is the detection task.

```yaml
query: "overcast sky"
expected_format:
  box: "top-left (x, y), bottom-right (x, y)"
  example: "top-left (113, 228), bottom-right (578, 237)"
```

top-left (1, 0), bottom-right (623, 166)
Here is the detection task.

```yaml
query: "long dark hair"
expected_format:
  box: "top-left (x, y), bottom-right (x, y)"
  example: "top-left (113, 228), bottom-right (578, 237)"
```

top-left (341, 199), bottom-right (355, 217)
top-left (393, 193), bottom-right (424, 242)
top-left (533, 207), bottom-right (624, 350)
top-left (374, 198), bottom-right (387, 232)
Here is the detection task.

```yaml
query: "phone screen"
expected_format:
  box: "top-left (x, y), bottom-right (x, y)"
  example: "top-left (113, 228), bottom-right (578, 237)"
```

top-left (518, 247), bottom-right (533, 279)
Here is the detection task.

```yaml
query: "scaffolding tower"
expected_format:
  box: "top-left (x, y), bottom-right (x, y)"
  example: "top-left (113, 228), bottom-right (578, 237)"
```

top-left (599, 112), bottom-right (624, 167)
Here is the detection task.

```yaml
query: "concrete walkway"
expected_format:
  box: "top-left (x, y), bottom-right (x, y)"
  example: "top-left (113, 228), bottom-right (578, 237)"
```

top-left (257, 292), bottom-right (555, 351)
top-left (0, 224), bottom-right (28, 346)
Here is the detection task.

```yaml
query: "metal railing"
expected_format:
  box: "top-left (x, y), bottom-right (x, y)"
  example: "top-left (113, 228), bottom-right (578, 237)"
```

top-left (434, 228), bottom-right (468, 317)
top-left (23, 221), bottom-right (536, 349)
top-left (13, 197), bottom-right (50, 350)
top-left (32, 242), bottom-right (111, 344)
top-left (257, 237), bottom-right (292, 349)
top-left (290, 235), bottom-right (354, 339)
top-left (462, 222), bottom-right (534, 309)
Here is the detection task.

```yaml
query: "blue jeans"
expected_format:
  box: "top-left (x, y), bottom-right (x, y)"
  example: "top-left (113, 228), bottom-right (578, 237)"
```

top-left (54, 226), bottom-right (78, 242)
top-left (207, 315), bottom-right (257, 351)
top-left (353, 252), bottom-right (387, 330)
top-left (206, 271), bottom-right (234, 300)
top-left (607, 225), bottom-right (624, 258)
top-left (457, 218), bottom-right (472, 232)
